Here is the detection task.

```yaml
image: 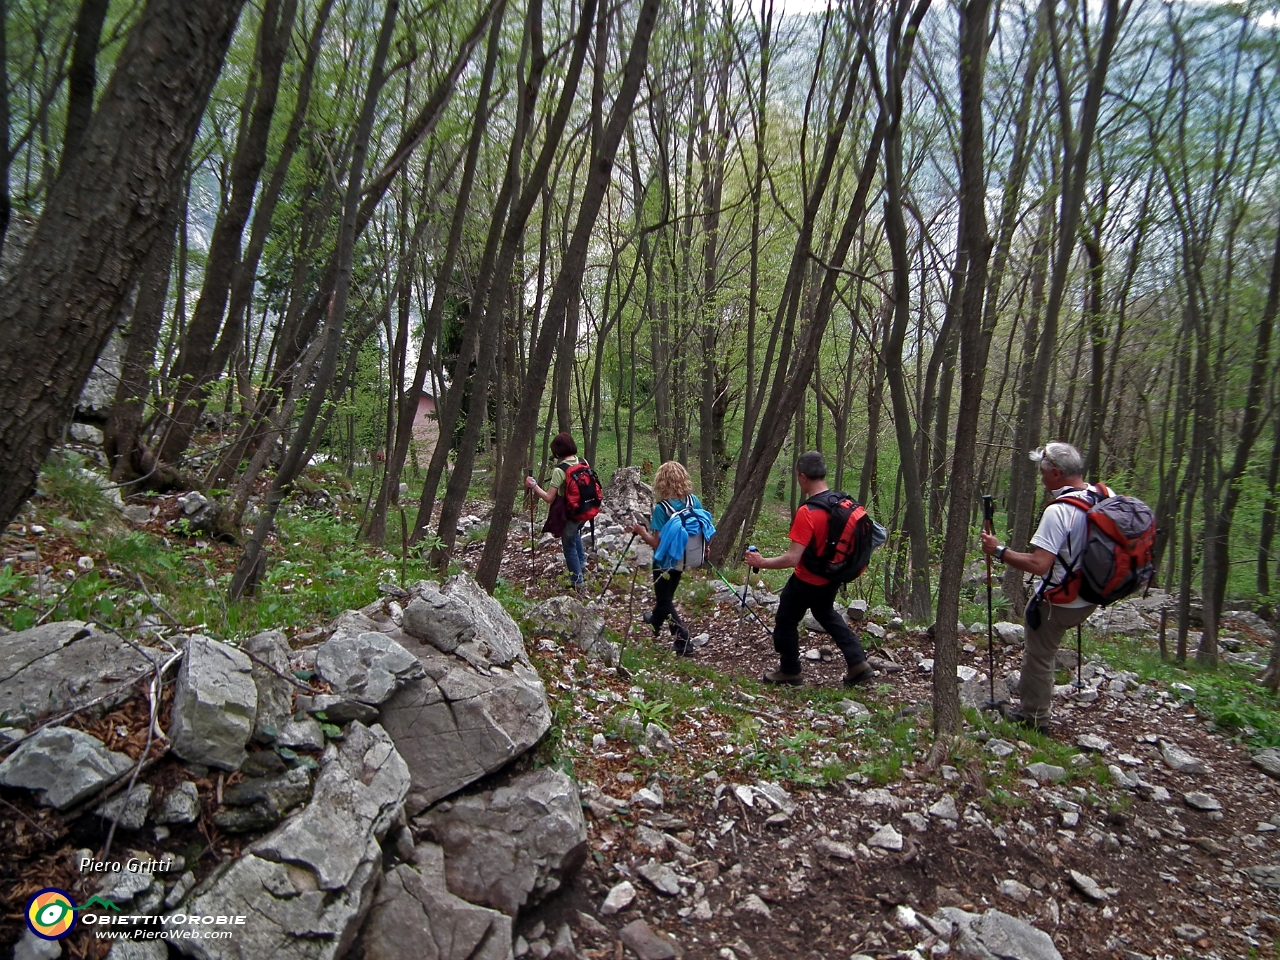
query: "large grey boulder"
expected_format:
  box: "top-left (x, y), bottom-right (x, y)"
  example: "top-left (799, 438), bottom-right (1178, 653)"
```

top-left (602, 466), bottom-right (653, 525)
top-left (246, 631), bottom-right (294, 743)
top-left (360, 842), bottom-right (513, 960)
top-left (525, 597), bottom-right (618, 666)
top-left (380, 632), bottom-right (551, 816)
top-left (315, 630), bottom-right (425, 705)
top-left (400, 574), bottom-right (525, 667)
top-left (169, 637), bottom-right (257, 771)
top-left (170, 723), bottom-right (409, 960)
top-left (937, 907), bottom-right (1062, 960)
top-left (0, 621), bottom-right (156, 722)
top-left (0, 726), bottom-right (132, 809)
top-left (414, 766), bottom-right (588, 916)
top-left (1087, 600), bottom-right (1151, 637)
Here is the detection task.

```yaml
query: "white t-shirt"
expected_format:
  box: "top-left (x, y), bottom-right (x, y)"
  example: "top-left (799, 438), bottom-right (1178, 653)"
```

top-left (1030, 485), bottom-right (1108, 608)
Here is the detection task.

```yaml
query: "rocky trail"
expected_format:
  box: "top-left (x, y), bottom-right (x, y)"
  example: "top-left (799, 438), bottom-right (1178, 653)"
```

top-left (1, 469), bottom-right (1279, 960)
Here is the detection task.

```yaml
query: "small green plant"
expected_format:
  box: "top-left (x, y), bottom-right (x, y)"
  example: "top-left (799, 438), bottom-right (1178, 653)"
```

top-left (37, 452), bottom-right (116, 523)
top-left (626, 694), bottom-right (674, 730)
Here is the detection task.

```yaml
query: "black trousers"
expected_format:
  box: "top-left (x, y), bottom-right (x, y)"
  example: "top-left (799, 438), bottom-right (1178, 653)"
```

top-left (650, 569), bottom-right (689, 639)
top-left (773, 574), bottom-right (866, 674)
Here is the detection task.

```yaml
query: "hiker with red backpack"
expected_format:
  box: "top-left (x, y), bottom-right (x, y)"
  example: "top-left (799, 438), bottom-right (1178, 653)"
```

top-left (981, 441), bottom-right (1155, 734)
top-left (526, 432), bottom-right (603, 594)
top-left (744, 452), bottom-right (880, 688)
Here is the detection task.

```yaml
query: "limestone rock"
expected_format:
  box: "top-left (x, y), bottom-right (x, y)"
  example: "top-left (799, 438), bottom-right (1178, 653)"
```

top-left (1244, 864), bottom-right (1280, 889)
top-left (1183, 791), bottom-right (1221, 812)
top-left (169, 637), bottom-right (257, 771)
top-left (299, 694), bottom-right (379, 725)
top-left (246, 631), bottom-right (294, 743)
top-left (618, 919), bottom-right (678, 960)
top-left (96, 783), bottom-right (153, 830)
top-left (413, 766), bottom-right (588, 916)
top-left (601, 880), bottom-right (636, 916)
top-left (1075, 734), bottom-right (1110, 753)
top-left (959, 677), bottom-right (1011, 710)
top-left (15, 926), bottom-right (63, 960)
top-left (360, 843), bottom-right (513, 960)
top-left (637, 861), bottom-right (682, 895)
top-left (171, 723), bottom-right (409, 960)
top-left (0, 621), bottom-right (155, 722)
top-left (379, 633), bottom-right (551, 815)
top-left (316, 630), bottom-right (425, 705)
top-left (928, 796), bottom-right (960, 822)
top-left (250, 721), bottom-right (409, 890)
top-left (400, 574), bottom-right (526, 668)
top-left (155, 781), bottom-right (201, 824)
top-left (0, 725), bottom-right (132, 809)
top-left (107, 942), bottom-right (167, 960)
top-left (936, 907), bottom-right (1062, 960)
top-left (867, 824), bottom-right (904, 851)
top-left (1160, 740), bottom-right (1206, 775)
top-left (1253, 747), bottom-right (1280, 780)
top-left (602, 467), bottom-right (653, 525)
top-left (525, 596), bottom-right (618, 665)
top-left (1025, 762), bottom-right (1066, 784)
top-left (993, 622), bottom-right (1024, 644)
top-left (214, 767), bottom-right (313, 833)
top-left (276, 717), bottom-right (325, 750)
top-left (1069, 870), bottom-right (1108, 902)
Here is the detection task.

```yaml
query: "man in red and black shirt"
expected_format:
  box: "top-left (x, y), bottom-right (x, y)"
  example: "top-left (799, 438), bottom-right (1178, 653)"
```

top-left (744, 452), bottom-right (875, 687)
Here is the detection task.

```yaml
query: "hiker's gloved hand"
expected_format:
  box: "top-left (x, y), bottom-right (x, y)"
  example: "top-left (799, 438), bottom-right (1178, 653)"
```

top-left (525, 476), bottom-right (537, 489)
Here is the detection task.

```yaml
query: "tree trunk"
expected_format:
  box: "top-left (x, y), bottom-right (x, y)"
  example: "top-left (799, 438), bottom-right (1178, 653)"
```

top-left (0, 0), bottom-right (245, 530)
top-left (59, 0), bottom-right (110, 175)
top-left (157, 0), bottom-right (296, 465)
top-left (104, 207), bottom-right (179, 483)
top-left (230, 0), bottom-right (397, 598)
top-left (931, 0), bottom-right (992, 741)
top-left (475, 0), bottom-right (662, 591)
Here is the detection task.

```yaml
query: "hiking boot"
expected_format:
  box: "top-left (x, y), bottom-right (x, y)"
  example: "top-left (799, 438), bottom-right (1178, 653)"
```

top-left (761, 669), bottom-right (804, 686)
top-left (1002, 708), bottom-right (1050, 735)
top-left (642, 611), bottom-right (658, 637)
top-left (572, 580), bottom-right (587, 595)
top-left (842, 660), bottom-right (876, 687)
top-left (671, 624), bottom-right (693, 656)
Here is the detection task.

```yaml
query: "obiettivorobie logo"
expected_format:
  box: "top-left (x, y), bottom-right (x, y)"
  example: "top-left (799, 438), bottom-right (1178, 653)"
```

top-left (25, 889), bottom-right (120, 940)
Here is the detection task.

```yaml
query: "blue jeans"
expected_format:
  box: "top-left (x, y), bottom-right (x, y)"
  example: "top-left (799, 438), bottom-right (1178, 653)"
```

top-left (561, 522), bottom-right (586, 584)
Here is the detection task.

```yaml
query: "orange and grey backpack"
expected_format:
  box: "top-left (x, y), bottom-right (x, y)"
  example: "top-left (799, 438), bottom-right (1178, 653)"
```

top-left (1038, 483), bottom-right (1155, 606)
top-left (799, 491), bottom-right (876, 584)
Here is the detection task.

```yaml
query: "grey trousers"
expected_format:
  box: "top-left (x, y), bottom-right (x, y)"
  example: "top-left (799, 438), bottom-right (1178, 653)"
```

top-left (1018, 601), bottom-right (1096, 721)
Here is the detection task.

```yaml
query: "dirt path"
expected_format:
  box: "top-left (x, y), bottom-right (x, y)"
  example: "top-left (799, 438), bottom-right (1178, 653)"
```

top-left (466, 528), bottom-right (1280, 960)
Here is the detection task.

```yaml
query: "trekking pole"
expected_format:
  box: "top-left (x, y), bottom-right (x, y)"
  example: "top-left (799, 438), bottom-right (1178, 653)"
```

top-left (981, 494), bottom-right (1003, 712)
top-left (706, 559), bottom-right (773, 638)
top-left (595, 529), bottom-right (638, 603)
top-left (1075, 624), bottom-right (1084, 689)
top-left (525, 464), bottom-right (535, 556)
top-left (737, 522), bottom-right (751, 630)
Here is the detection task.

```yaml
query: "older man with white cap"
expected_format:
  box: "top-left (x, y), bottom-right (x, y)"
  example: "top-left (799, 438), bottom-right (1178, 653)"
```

top-left (979, 441), bottom-right (1112, 734)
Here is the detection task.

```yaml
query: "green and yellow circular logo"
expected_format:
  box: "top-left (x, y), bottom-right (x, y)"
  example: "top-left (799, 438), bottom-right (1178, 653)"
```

top-left (26, 888), bottom-right (77, 940)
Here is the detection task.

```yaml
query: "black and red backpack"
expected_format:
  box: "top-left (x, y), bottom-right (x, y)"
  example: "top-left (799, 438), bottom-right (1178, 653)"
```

top-left (1039, 483), bottom-right (1156, 607)
top-left (556, 460), bottom-right (603, 523)
top-left (799, 491), bottom-right (875, 584)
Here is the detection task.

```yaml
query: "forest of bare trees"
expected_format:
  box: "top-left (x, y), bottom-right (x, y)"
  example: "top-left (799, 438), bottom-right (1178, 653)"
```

top-left (1, 0), bottom-right (1279, 734)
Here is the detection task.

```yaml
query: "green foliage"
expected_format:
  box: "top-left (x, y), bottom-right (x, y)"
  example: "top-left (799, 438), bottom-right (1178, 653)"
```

top-left (37, 452), bottom-right (117, 524)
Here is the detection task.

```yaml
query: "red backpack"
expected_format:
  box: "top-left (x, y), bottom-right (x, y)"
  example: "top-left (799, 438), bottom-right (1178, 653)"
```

top-left (556, 460), bottom-right (603, 523)
top-left (799, 491), bottom-right (875, 584)
top-left (1040, 484), bottom-right (1155, 606)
